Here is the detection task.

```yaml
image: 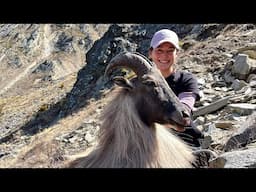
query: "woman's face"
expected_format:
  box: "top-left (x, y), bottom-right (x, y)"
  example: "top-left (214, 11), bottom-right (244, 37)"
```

top-left (149, 42), bottom-right (178, 75)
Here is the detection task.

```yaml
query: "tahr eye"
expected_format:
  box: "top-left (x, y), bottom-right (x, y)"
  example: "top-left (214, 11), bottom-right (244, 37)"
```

top-left (143, 80), bottom-right (157, 87)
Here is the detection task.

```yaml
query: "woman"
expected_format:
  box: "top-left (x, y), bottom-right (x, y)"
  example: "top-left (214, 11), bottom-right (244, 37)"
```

top-left (148, 29), bottom-right (204, 148)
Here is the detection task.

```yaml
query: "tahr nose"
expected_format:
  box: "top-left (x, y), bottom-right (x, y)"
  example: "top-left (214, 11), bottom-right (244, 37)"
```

top-left (181, 110), bottom-right (191, 126)
top-left (182, 109), bottom-right (190, 118)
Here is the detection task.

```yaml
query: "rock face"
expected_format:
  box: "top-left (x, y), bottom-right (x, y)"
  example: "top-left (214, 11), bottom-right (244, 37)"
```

top-left (1, 23), bottom-right (256, 168)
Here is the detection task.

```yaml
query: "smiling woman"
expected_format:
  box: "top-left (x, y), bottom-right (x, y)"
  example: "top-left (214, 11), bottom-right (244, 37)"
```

top-left (148, 29), bottom-right (204, 148)
top-left (149, 29), bottom-right (180, 77)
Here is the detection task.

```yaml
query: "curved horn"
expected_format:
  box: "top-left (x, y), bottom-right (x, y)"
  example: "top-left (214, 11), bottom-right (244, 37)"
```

top-left (105, 52), bottom-right (152, 79)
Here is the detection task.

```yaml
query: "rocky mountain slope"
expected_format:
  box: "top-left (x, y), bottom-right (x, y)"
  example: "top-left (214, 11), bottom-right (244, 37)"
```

top-left (0, 23), bottom-right (256, 168)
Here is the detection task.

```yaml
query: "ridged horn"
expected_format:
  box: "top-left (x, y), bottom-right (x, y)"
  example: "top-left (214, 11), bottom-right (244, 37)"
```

top-left (105, 52), bottom-right (152, 79)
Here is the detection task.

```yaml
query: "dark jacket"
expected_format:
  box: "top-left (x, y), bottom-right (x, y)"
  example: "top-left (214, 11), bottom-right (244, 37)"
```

top-left (165, 70), bottom-right (200, 101)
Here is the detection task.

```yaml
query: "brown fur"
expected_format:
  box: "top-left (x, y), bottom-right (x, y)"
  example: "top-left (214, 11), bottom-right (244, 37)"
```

top-left (67, 88), bottom-right (195, 168)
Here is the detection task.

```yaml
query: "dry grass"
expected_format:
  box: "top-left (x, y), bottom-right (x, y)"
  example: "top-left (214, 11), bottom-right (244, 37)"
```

top-left (1, 73), bottom-right (76, 115)
top-left (0, 91), bottom-right (111, 168)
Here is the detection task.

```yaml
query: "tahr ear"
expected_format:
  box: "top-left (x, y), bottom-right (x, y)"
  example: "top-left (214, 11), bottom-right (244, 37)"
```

top-left (112, 76), bottom-right (134, 90)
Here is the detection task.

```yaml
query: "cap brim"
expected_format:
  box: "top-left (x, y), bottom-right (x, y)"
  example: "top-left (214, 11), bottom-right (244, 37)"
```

top-left (154, 40), bottom-right (180, 50)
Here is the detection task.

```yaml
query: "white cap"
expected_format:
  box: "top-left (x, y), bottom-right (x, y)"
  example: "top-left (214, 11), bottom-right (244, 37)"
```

top-left (150, 29), bottom-right (180, 50)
